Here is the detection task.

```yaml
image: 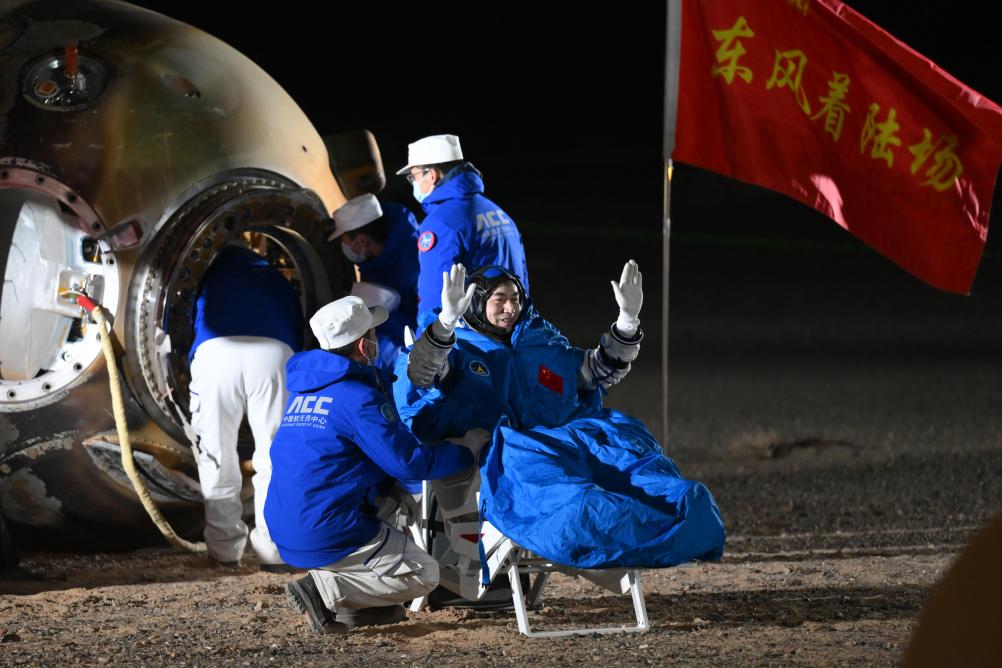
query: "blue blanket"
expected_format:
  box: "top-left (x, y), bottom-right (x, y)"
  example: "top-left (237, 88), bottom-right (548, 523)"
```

top-left (482, 414), bottom-right (724, 568)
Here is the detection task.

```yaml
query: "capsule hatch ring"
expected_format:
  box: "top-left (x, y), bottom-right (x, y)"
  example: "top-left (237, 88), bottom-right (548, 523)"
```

top-left (126, 175), bottom-right (333, 442)
top-left (0, 161), bottom-right (119, 411)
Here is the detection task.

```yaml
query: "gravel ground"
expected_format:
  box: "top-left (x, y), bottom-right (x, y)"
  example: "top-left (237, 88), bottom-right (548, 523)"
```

top-left (0, 548), bottom-right (953, 667)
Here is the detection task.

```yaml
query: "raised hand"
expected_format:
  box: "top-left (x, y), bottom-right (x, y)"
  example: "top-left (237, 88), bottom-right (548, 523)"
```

top-left (611, 260), bottom-right (643, 336)
top-left (439, 263), bottom-right (476, 331)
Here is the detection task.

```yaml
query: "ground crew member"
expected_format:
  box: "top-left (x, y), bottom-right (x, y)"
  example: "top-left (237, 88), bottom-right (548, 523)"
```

top-left (265, 296), bottom-right (482, 635)
top-left (189, 245), bottom-right (304, 570)
top-left (329, 194), bottom-right (419, 373)
top-left (396, 134), bottom-right (529, 318)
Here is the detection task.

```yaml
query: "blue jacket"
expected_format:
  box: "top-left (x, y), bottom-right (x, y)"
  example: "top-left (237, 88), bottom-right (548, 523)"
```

top-left (265, 350), bottom-right (473, 568)
top-left (416, 166), bottom-right (530, 317)
top-left (190, 246), bottom-right (304, 361)
top-left (393, 309), bottom-right (726, 569)
top-left (358, 202), bottom-right (419, 372)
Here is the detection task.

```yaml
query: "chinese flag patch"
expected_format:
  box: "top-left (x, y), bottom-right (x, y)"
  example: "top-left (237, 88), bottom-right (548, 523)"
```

top-left (417, 230), bottom-right (436, 252)
top-left (537, 364), bottom-right (564, 394)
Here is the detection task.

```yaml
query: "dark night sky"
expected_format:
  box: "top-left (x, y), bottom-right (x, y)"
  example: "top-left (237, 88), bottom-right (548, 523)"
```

top-left (130, 2), bottom-right (1002, 150)
top-left (130, 1), bottom-right (1002, 282)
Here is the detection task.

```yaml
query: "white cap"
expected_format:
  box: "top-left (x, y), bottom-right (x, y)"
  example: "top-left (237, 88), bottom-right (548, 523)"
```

top-left (328, 194), bottom-right (383, 241)
top-left (350, 280), bottom-right (401, 313)
top-left (395, 134), bottom-right (464, 175)
top-left (310, 296), bottom-right (388, 350)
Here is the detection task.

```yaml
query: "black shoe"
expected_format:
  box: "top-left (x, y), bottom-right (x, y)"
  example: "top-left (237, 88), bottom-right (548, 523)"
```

top-left (285, 575), bottom-right (349, 636)
top-left (426, 583), bottom-right (517, 611)
top-left (260, 563), bottom-right (298, 574)
top-left (425, 571), bottom-right (536, 611)
top-left (335, 605), bottom-right (407, 628)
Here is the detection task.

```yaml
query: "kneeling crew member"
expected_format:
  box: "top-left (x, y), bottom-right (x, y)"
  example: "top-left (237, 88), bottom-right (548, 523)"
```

top-left (265, 296), bottom-right (481, 635)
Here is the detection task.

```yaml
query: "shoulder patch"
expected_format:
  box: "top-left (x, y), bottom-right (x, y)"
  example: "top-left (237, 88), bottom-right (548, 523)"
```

top-left (468, 359), bottom-right (490, 377)
top-left (379, 402), bottom-right (398, 422)
top-left (417, 230), bottom-right (437, 252)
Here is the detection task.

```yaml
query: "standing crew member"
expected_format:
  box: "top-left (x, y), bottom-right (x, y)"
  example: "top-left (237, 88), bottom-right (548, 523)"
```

top-left (329, 194), bottom-right (419, 373)
top-left (189, 245), bottom-right (304, 570)
top-left (397, 134), bottom-right (529, 317)
top-left (265, 297), bottom-right (483, 635)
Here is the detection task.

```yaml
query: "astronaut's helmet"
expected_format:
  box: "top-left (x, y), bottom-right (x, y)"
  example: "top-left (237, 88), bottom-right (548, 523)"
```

top-left (463, 265), bottom-right (526, 337)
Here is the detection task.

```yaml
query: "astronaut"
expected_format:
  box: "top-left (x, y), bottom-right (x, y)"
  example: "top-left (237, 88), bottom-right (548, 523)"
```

top-left (395, 263), bottom-right (726, 569)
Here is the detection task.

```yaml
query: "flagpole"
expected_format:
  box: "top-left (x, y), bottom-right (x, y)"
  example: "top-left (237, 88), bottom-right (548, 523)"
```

top-left (661, 162), bottom-right (673, 450)
top-left (662, 0), bottom-right (681, 449)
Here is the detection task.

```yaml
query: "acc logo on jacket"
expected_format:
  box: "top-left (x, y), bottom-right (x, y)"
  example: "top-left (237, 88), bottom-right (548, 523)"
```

top-left (288, 395), bottom-right (332, 415)
top-left (380, 402), bottom-right (398, 422)
top-left (417, 230), bottom-right (436, 252)
top-left (468, 360), bottom-right (490, 376)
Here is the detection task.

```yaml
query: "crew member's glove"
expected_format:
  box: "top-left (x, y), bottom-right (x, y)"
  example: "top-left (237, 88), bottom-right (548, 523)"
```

top-left (611, 260), bottom-right (643, 337)
top-left (438, 263), bottom-right (476, 335)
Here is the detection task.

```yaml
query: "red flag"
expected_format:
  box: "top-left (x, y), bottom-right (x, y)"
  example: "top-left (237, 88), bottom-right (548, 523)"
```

top-left (669, 0), bottom-right (1002, 294)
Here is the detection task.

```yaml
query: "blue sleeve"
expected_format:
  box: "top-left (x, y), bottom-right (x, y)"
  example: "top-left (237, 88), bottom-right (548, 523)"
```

top-left (417, 221), bottom-right (462, 317)
top-left (350, 389), bottom-right (473, 481)
top-left (392, 366), bottom-right (459, 442)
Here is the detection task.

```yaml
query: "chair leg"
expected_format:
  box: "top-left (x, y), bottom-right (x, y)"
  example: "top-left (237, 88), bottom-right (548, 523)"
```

top-left (627, 570), bottom-right (650, 630)
top-left (508, 560), bottom-right (532, 635)
top-left (408, 481), bottom-right (433, 613)
top-left (508, 560), bottom-right (650, 638)
top-left (526, 572), bottom-right (549, 609)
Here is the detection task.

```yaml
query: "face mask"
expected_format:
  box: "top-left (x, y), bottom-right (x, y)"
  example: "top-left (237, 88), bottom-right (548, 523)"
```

top-left (363, 337), bottom-right (379, 365)
top-left (362, 337), bottom-right (385, 392)
top-left (412, 180), bottom-right (432, 203)
top-left (341, 237), bottom-right (367, 264)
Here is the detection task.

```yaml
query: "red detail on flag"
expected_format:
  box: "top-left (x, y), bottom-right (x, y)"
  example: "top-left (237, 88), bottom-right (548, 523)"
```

top-left (670, 0), bottom-right (1002, 294)
top-left (461, 533), bottom-right (484, 543)
top-left (537, 365), bottom-right (564, 394)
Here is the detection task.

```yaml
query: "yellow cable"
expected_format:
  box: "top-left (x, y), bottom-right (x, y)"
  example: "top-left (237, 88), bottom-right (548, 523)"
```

top-left (92, 306), bottom-right (206, 553)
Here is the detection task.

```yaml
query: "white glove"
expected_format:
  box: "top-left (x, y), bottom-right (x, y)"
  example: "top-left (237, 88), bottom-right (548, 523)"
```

top-left (447, 428), bottom-right (491, 461)
top-left (611, 260), bottom-right (643, 337)
top-left (438, 263), bottom-right (476, 333)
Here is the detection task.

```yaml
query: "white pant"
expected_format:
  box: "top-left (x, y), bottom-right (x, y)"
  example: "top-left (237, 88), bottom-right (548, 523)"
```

top-left (189, 336), bottom-right (292, 564)
top-left (311, 524), bottom-right (439, 611)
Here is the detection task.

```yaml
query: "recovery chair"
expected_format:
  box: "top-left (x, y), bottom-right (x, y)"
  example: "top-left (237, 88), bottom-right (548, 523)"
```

top-left (402, 466), bottom-right (650, 638)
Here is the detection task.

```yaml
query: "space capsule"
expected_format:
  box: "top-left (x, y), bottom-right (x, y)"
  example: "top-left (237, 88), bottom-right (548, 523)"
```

top-left (0, 0), bottom-right (374, 546)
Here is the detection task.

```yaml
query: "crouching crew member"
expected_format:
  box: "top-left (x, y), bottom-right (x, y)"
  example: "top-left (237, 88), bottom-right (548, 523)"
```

top-left (264, 296), bottom-right (481, 635)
